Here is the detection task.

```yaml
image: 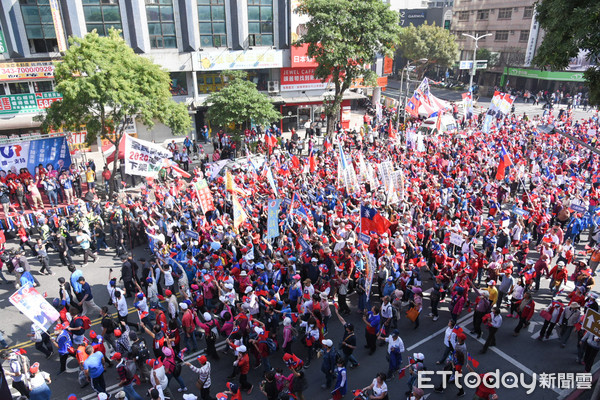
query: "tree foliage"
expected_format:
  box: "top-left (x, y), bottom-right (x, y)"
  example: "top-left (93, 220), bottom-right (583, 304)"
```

top-left (38, 29), bottom-right (191, 193)
top-left (534, 0), bottom-right (600, 104)
top-left (476, 48), bottom-right (499, 68)
top-left (295, 0), bottom-right (401, 135)
top-left (396, 22), bottom-right (459, 75)
top-left (205, 71), bottom-right (281, 132)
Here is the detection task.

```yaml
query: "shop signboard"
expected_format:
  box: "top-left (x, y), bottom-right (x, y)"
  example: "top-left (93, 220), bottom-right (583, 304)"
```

top-left (0, 91), bottom-right (62, 115)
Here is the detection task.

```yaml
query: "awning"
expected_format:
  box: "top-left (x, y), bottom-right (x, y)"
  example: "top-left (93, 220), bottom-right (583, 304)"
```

top-left (278, 90), bottom-right (366, 104)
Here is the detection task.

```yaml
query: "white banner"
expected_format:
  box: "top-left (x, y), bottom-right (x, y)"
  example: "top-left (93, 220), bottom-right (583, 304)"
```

top-left (124, 134), bottom-right (172, 177)
top-left (9, 284), bottom-right (59, 333)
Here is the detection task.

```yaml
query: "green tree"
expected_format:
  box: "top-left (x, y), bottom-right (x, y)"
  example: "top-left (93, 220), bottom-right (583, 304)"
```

top-left (38, 29), bottom-right (191, 193)
top-left (396, 22), bottom-right (459, 77)
top-left (534, 0), bottom-right (600, 104)
top-left (295, 0), bottom-right (400, 135)
top-left (205, 70), bottom-right (281, 138)
top-left (476, 48), bottom-right (499, 68)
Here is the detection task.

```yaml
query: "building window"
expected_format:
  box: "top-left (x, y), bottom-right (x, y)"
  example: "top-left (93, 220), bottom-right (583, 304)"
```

top-left (169, 72), bottom-right (188, 95)
top-left (458, 11), bottom-right (469, 21)
top-left (497, 8), bottom-right (512, 19)
top-left (198, 0), bottom-right (227, 48)
top-left (247, 0), bottom-right (273, 46)
top-left (523, 6), bottom-right (533, 18)
top-left (145, 0), bottom-right (177, 49)
top-left (33, 81), bottom-right (53, 92)
top-left (196, 72), bottom-right (227, 94)
top-left (519, 30), bottom-right (529, 42)
top-left (8, 82), bottom-right (31, 95)
top-left (82, 0), bottom-right (122, 36)
top-left (20, 0), bottom-right (59, 53)
top-left (495, 30), bottom-right (509, 41)
top-left (474, 31), bottom-right (488, 40)
top-left (476, 9), bottom-right (489, 20)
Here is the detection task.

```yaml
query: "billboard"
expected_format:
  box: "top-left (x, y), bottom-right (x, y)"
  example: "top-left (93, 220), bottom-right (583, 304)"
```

top-left (0, 61), bottom-right (57, 81)
top-left (0, 136), bottom-right (72, 175)
top-left (0, 91), bottom-right (62, 115)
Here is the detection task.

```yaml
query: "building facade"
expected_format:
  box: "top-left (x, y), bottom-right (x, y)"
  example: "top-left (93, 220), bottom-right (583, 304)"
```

top-left (0, 0), bottom-right (384, 146)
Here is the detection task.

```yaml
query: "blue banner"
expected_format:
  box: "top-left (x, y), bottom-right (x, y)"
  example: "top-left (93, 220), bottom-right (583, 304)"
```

top-left (298, 237), bottom-right (311, 252)
top-left (0, 136), bottom-right (71, 175)
top-left (511, 206), bottom-right (530, 217)
top-left (358, 232), bottom-right (371, 244)
top-left (267, 199), bottom-right (282, 239)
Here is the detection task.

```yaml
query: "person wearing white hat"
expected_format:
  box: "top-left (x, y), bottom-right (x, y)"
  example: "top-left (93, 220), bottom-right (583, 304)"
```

top-left (320, 339), bottom-right (337, 389)
top-left (233, 345), bottom-right (253, 394)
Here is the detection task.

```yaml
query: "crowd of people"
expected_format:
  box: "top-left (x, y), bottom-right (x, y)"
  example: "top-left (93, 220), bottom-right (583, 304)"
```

top-left (1, 98), bottom-right (600, 400)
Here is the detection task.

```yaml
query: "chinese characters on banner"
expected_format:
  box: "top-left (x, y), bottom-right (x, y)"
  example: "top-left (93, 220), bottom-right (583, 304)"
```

top-left (0, 61), bottom-right (56, 81)
top-left (482, 91), bottom-right (515, 133)
top-left (194, 179), bottom-right (216, 215)
top-left (0, 92), bottom-right (62, 115)
top-left (267, 199), bottom-right (282, 239)
top-left (365, 253), bottom-right (376, 298)
top-left (124, 134), bottom-right (172, 177)
top-left (9, 285), bottom-right (60, 333)
top-left (0, 137), bottom-right (71, 174)
top-left (280, 68), bottom-right (328, 91)
top-left (290, 43), bottom-right (318, 68)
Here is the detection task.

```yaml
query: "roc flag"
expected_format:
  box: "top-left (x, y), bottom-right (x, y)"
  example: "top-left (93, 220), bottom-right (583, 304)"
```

top-left (495, 145), bottom-right (512, 180)
top-left (309, 148), bottom-right (316, 173)
top-left (265, 130), bottom-right (277, 151)
top-left (360, 205), bottom-right (391, 234)
top-left (290, 193), bottom-right (311, 224)
top-left (398, 367), bottom-right (407, 379)
top-left (290, 153), bottom-right (300, 169)
top-left (323, 137), bottom-right (332, 153)
top-left (468, 353), bottom-right (479, 368)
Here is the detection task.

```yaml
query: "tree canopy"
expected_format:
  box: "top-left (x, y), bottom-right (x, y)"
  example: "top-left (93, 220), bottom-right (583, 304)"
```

top-left (396, 22), bottom-right (459, 75)
top-left (205, 70), bottom-right (281, 133)
top-left (534, 0), bottom-right (600, 104)
top-left (38, 28), bottom-right (191, 193)
top-left (40, 29), bottom-right (191, 144)
top-left (295, 0), bottom-right (400, 135)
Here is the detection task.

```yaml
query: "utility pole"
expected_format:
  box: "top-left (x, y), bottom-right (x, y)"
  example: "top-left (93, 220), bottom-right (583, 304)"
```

top-left (462, 33), bottom-right (492, 92)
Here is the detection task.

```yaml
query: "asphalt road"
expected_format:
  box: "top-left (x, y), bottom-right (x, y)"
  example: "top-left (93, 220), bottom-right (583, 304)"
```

top-left (1, 235), bottom-right (599, 400)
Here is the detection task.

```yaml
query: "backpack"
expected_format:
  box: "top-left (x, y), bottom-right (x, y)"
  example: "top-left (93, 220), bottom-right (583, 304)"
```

top-left (134, 340), bottom-right (151, 362)
top-left (76, 315), bottom-right (92, 330)
top-left (260, 338), bottom-right (278, 354)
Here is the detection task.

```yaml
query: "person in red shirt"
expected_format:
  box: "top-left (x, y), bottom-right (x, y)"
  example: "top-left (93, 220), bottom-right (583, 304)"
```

top-left (180, 302), bottom-right (199, 352)
top-left (473, 372), bottom-right (498, 400)
top-left (234, 345), bottom-right (252, 394)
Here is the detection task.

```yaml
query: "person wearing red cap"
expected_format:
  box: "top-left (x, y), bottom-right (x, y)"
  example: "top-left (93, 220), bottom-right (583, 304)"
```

top-left (28, 361), bottom-right (52, 399)
top-left (184, 355), bottom-right (212, 400)
top-left (114, 352), bottom-right (144, 400)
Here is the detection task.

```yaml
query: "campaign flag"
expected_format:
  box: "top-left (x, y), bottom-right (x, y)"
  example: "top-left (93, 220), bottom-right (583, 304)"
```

top-left (1, 137), bottom-right (72, 175)
top-left (9, 284), bottom-right (59, 333)
top-left (226, 169), bottom-right (234, 192)
top-left (365, 253), bottom-right (376, 298)
top-left (266, 166), bottom-right (279, 196)
top-left (193, 179), bottom-right (216, 214)
top-left (360, 205), bottom-right (391, 234)
top-left (232, 193), bottom-right (247, 231)
top-left (462, 91), bottom-right (474, 117)
top-left (309, 148), bottom-right (316, 173)
top-left (267, 199), bottom-right (282, 239)
top-left (291, 193), bottom-right (311, 223)
top-left (162, 158), bottom-right (191, 178)
top-left (298, 236), bottom-right (311, 252)
top-left (495, 145), bottom-right (512, 180)
top-left (124, 135), bottom-right (172, 177)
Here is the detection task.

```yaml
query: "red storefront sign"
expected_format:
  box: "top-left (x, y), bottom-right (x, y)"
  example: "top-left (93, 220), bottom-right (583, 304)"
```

top-left (383, 56), bottom-right (394, 75)
top-left (291, 44), bottom-right (318, 68)
top-left (280, 67), bottom-right (329, 91)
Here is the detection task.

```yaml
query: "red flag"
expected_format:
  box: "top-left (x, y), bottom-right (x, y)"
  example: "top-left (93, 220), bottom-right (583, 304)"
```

top-left (291, 154), bottom-right (300, 169)
top-left (360, 205), bottom-right (391, 234)
top-left (323, 137), bottom-right (332, 153)
top-left (496, 145), bottom-right (511, 180)
top-left (265, 131), bottom-right (277, 149)
top-left (388, 120), bottom-right (396, 140)
top-left (468, 353), bottom-right (480, 368)
top-left (435, 111), bottom-right (443, 133)
top-left (309, 149), bottom-right (316, 173)
top-left (398, 367), bottom-right (407, 379)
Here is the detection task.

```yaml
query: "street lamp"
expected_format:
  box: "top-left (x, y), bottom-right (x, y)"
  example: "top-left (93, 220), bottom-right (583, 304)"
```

top-left (462, 33), bottom-right (492, 93)
top-left (396, 57), bottom-right (428, 132)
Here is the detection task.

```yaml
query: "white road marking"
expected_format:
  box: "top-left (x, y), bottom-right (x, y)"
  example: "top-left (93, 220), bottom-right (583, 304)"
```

top-left (406, 312), bottom-right (474, 352)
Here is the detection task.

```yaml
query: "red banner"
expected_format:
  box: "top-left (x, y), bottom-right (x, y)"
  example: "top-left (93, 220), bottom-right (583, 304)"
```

top-left (291, 44), bottom-right (318, 68)
top-left (383, 56), bottom-right (394, 75)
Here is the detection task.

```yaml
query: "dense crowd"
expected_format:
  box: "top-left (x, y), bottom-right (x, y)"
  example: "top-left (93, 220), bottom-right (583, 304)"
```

top-left (1, 102), bottom-right (600, 400)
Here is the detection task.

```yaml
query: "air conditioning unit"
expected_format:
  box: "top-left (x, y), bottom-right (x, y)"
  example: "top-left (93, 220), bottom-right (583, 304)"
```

top-left (268, 80), bottom-right (279, 94)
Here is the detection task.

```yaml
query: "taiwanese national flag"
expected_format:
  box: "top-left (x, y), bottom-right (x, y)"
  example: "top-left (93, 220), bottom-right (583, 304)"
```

top-left (265, 130), bottom-right (277, 150)
top-left (290, 153), bottom-right (300, 169)
top-left (323, 137), bottom-right (332, 153)
top-left (398, 367), bottom-right (407, 379)
top-left (309, 148), bottom-right (316, 173)
top-left (360, 205), bottom-right (391, 234)
top-left (291, 193), bottom-right (311, 223)
top-left (467, 353), bottom-right (479, 368)
top-left (495, 145), bottom-right (512, 180)
top-left (405, 95), bottom-right (421, 117)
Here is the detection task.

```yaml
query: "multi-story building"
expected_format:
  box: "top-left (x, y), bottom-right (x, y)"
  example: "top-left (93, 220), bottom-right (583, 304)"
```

top-left (0, 0), bottom-right (385, 147)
